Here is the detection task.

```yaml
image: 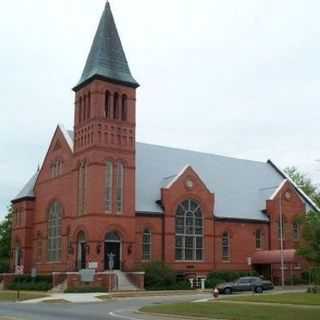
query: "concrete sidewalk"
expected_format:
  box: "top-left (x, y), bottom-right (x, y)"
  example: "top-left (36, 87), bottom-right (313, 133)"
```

top-left (21, 292), bottom-right (109, 303)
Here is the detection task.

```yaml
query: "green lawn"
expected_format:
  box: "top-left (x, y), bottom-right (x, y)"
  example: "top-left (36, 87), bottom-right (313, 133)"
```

top-left (141, 302), bottom-right (320, 320)
top-left (230, 293), bottom-right (320, 306)
top-left (0, 291), bottom-right (48, 301)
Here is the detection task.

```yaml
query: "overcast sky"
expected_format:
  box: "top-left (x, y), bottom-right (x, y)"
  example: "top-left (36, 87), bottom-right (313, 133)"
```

top-left (1, 0), bottom-right (320, 219)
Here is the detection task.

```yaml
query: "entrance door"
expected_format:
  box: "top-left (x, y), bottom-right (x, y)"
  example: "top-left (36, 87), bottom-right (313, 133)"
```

top-left (104, 232), bottom-right (121, 270)
top-left (79, 242), bottom-right (87, 269)
top-left (77, 232), bottom-right (87, 270)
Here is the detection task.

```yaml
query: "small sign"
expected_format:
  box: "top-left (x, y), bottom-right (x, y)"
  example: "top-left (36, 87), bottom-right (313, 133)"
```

top-left (15, 265), bottom-right (24, 275)
top-left (80, 269), bottom-right (95, 282)
top-left (247, 257), bottom-right (252, 266)
top-left (31, 268), bottom-right (37, 278)
top-left (88, 262), bottom-right (98, 269)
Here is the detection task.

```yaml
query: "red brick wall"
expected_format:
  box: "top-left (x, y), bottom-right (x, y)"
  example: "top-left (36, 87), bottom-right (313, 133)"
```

top-left (267, 181), bottom-right (306, 251)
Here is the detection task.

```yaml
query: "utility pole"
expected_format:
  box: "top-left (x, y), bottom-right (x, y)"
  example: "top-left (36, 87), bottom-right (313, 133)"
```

top-left (279, 192), bottom-right (285, 288)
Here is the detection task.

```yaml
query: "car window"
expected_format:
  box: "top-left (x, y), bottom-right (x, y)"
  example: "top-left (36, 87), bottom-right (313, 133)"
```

top-left (238, 278), bottom-right (249, 283)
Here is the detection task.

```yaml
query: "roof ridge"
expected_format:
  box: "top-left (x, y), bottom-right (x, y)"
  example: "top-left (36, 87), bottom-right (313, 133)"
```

top-left (136, 141), bottom-right (267, 165)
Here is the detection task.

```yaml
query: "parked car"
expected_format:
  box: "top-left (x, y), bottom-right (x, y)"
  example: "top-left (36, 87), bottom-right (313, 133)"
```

top-left (216, 276), bottom-right (274, 294)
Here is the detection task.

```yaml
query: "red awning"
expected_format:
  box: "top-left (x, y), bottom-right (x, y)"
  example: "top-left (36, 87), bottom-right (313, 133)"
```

top-left (252, 249), bottom-right (297, 265)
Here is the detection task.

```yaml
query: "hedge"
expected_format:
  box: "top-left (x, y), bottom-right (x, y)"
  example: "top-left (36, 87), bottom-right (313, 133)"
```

top-left (8, 275), bottom-right (53, 291)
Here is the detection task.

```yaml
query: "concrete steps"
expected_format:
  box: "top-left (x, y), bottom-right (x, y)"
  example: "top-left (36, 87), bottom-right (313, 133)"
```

top-left (113, 270), bottom-right (139, 291)
top-left (50, 279), bottom-right (67, 293)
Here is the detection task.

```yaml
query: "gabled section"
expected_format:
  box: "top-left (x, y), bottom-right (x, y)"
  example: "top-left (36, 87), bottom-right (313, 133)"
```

top-left (163, 165), bottom-right (212, 194)
top-left (73, 1), bottom-right (139, 91)
top-left (267, 160), bottom-right (319, 212)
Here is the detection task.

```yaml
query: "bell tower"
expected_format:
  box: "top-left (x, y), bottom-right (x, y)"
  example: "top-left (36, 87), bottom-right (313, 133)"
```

top-left (72, 1), bottom-right (139, 217)
top-left (73, 1), bottom-right (139, 153)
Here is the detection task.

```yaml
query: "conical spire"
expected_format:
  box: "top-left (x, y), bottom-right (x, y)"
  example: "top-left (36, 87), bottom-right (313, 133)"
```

top-left (73, 2), bottom-right (139, 91)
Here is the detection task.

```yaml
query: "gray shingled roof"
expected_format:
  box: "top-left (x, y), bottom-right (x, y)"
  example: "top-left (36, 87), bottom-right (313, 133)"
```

top-left (12, 131), bottom-right (293, 221)
top-left (13, 171), bottom-right (39, 201)
top-left (135, 143), bottom-right (283, 221)
top-left (74, 2), bottom-right (139, 91)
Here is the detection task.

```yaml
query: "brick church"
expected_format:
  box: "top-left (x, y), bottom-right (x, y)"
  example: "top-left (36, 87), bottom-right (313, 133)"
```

top-left (10, 2), bottom-right (317, 285)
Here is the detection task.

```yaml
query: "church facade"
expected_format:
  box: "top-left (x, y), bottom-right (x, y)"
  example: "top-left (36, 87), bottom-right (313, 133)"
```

top-left (10, 2), bottom-right (317, 285)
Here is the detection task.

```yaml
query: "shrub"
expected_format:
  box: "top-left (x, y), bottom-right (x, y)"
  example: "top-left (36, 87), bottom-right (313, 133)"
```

top-left (9, 281), bottom-right (51, 291)
top-left (144, 261), bottom-right (176, 290)
top-left (8, 274), bottom-right (53, 291)
top-left (0, 259), bottom-right (9, 273)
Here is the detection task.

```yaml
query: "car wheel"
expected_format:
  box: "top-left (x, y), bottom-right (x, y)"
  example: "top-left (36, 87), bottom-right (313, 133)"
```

top-left (224, 287), bottom-right (232, 295)
top-left (255, 286), bottom-right (263, 294)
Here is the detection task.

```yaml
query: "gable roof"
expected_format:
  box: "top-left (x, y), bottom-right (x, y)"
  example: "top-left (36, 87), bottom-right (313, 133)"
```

top-left (267, 160), bottom-right (319, 212)
top-left (135, 142), bottom-right (284, 221)
top-left (73, 2), bottom-right (139, 91)
top-left (12, 171), bottom-right (39, 203)
top-left (13, 129), bottom-right (317, 220)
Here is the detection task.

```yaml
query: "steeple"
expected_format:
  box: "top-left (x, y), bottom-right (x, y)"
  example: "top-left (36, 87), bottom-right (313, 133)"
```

top-left (73, 1), bottom-right (139, 91)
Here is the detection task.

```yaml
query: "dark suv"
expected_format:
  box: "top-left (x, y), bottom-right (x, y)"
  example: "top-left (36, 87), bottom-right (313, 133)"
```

top-left (216, 276), bottom-right (274, 294)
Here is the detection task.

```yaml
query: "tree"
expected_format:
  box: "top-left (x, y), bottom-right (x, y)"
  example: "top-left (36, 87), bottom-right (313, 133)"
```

top-left (297, 211), bottom-right (320, 265)
top-left (284, 166), bottom-right (320, 208)
top-left (0, 206), bottom-right (13, 273)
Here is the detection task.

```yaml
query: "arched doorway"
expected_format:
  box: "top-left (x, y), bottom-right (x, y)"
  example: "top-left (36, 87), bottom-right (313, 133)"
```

top-left (77, 231), bottom-right (87, 270)
top-left (104, 232), bottom-right (121, 270)
top-left (15, 244), bottom-right (22, 268)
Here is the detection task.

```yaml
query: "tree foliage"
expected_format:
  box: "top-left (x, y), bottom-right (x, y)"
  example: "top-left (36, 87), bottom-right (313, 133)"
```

top-left (284, 166), bottom-right (320, 208)
top-left (297, 211), bottom-right (320, 266)
top-left (0, 206), bottom-right (13, 273)
top-left (285, 167), bottom-right (320, 266)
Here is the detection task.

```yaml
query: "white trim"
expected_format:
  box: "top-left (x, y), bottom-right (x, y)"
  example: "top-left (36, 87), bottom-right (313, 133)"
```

top-left (269, 179), bottom-right (288, 200)
top-left (58, 123), bottom-right (74, 152)
top-left (165, 164), bottom-right (191, 189)
top-left (269, 160), bottom-right (320, 211)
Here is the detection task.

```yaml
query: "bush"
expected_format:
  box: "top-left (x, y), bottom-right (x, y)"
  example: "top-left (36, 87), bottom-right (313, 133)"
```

top-left (64, 287), bottom-right (108, 293)
top-left (9, 281), bottom-right (51, 291)
top-left (0, 259), bottom-right (9, 273)
top-left (8, 274), bottom-right (53, 291)
top-left (144, 261), bottom-right (176, 290)
top-left (285, 275), bottom-right (309, 285)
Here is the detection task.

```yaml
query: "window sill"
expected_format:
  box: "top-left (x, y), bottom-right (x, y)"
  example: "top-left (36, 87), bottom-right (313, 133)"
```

top-left (222, 259), bottom-right (231, 263)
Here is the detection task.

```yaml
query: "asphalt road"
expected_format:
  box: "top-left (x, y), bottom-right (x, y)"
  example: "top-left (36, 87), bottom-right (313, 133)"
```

top-left (0, 293), bottom-right (211, 320)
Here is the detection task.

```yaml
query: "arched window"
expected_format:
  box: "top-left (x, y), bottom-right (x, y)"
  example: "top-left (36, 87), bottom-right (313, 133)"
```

top-left (78, 161), bottom-right (87, 216)
top-left (293, 222), bottom-right (300, 241)
top-left (222, 232), bottom-right (230, 260)
top-left (15, 241), bottom-right (22, 267)
top-left (143, 229), bottom-right (152, 261)
top-left (175, 199), bottom-right (203, 261)
top-left (83, 95), bottom-right (87, 121)
top-left (48, 201), bottom-right (62, 262)
top-left (116, 161), bottom-right (124, 213)
top-left (121, 95), bottom-right (128, 121)
top-left (105, 231), bottom-right (120, 242)
top-left (113, 92), bottom-right (120, 120)
top-left (105, 91), bottom-right (111, 119)
top-left (87, 92), bottom-right (91, 119)
top-left (79, 97), bottom-right (82, 123)
top-left (256, 229), bottom-right (263, 249)
top-left (105, 160), bottom-right (113, 212)
top-left (277, 216), bottom-right (286, 240)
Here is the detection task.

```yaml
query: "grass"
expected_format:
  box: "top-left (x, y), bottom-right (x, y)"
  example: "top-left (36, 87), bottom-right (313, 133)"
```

top-left (0, 291), bottom-right (48, 301)
top-left (229, 292), bottom-right (320, 306)
top-left (141, 302), bottom-right (320, 320)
